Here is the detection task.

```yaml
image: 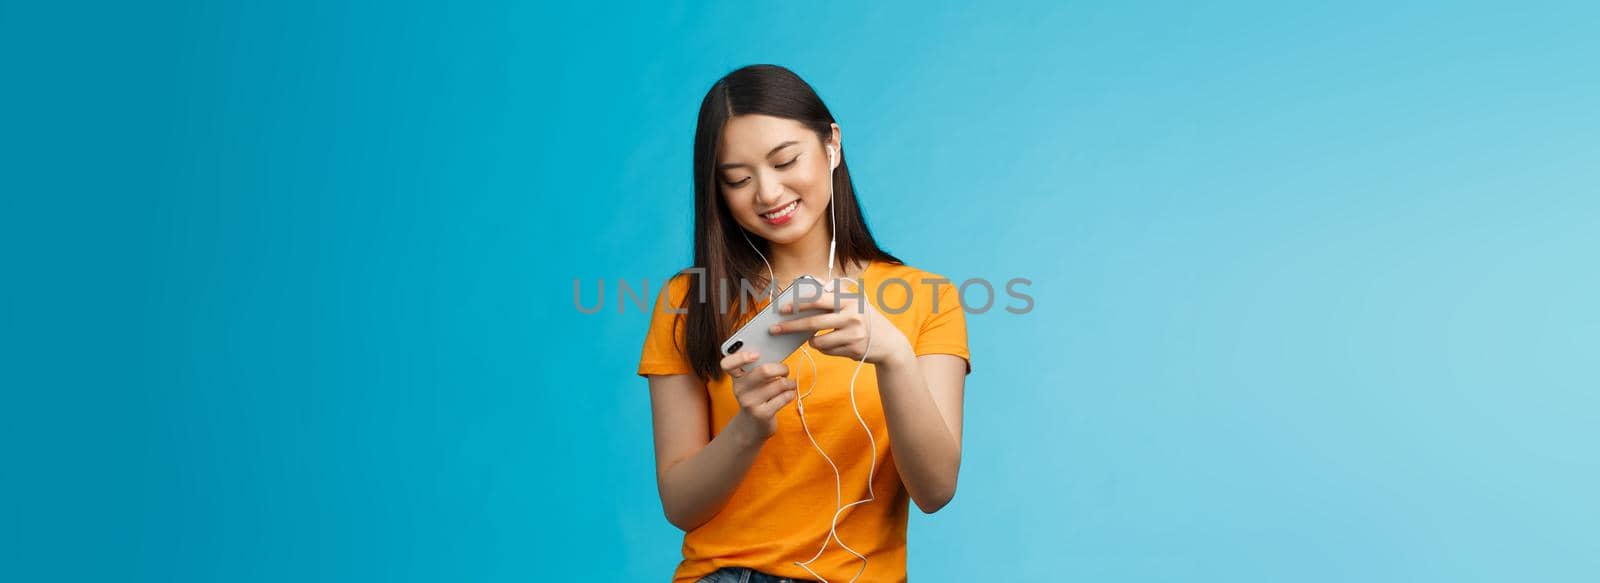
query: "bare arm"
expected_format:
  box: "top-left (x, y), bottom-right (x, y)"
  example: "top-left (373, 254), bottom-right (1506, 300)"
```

top-left (646, 358), bottom-right (797, 531)
top-left (876, 352), bottom-right (966, 514)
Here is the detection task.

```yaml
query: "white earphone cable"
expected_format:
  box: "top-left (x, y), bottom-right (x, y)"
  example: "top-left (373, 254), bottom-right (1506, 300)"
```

top-left (737, 144), bottom-right (876, 583)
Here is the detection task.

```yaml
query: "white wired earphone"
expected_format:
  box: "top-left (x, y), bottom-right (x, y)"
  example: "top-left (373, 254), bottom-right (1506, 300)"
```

top-left (737, 143), bottom-right (879, 583)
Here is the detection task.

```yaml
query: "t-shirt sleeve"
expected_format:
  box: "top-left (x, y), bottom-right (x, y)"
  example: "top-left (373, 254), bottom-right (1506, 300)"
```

top-left (637, 274), bottom-right (696, 377)
top-left (914, 279), bottom-right (971, 374)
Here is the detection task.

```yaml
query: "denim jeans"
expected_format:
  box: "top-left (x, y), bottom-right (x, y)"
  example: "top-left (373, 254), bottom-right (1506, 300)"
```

top-left (694, 566), bottom-right (817, 583)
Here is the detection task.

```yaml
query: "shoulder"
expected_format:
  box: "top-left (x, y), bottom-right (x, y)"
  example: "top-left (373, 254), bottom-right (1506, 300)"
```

top-left (640, 269), bottom-right (698, 330)
top-left (639, 269), bottom-right (700, 346)
top-left (638, 268), bottom-right (701, 376)
top-left (869, 261), bottom-right (953, 287)
top-left (863, 261), bottom-right (962, 317)
top-left (867, 261), bottom-right (959, 299)
top-left (655, 268), bottom-right (699, 305)
top-left (869, 261), bottom-right (971, 368)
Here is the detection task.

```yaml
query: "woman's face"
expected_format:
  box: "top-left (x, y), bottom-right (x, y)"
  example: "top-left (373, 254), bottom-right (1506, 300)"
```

top-left (717, 114), bottom-right (839, 246)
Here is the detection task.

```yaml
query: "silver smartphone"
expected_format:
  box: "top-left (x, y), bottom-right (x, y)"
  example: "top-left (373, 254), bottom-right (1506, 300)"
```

top-left (719, 275), bottom-right (833, 375)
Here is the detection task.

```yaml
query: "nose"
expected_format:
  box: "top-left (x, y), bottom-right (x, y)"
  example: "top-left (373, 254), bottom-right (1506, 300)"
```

top-left (755, 172), bottom-right (783, 208)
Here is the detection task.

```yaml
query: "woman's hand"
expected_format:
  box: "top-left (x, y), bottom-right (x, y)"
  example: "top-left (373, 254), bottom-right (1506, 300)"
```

top-left (771, 280), bottom-right (914, 368)
top-left (721, 350), bottom-right (797, 442)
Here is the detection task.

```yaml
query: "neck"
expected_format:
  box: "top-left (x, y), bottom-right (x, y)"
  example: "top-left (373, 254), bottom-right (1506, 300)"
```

top-left (765, 222), bottom-right (862, 285)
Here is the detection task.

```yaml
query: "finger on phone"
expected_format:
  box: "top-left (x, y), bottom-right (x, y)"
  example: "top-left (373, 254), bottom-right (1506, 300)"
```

top-left (720, 351), bottom-right (760, 373)
top-left (771, 313), bottom-right (848, 335)
top-left (784, 295), bottom-right (839, 315)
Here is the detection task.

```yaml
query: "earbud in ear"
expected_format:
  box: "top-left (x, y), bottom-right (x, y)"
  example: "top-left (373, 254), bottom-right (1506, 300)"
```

top-left (827, 145), bottom-right (837, 166)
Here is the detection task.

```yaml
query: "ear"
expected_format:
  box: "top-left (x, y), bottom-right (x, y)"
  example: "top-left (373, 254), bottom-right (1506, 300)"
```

top-left (827, 123), bottom-right (843, 170)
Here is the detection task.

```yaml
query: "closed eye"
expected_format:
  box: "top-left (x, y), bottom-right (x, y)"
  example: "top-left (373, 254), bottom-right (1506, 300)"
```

top-left (724, 154), bottom-right (799, 186)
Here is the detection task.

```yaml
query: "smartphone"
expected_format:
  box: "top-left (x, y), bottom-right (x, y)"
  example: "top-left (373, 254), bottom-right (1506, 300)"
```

top-left (719, 275), bottom-right (833, 375)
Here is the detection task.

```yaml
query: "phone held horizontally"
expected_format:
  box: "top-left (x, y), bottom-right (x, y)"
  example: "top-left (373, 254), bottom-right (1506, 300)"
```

top-left (719, 275), bottom-right (833, 375)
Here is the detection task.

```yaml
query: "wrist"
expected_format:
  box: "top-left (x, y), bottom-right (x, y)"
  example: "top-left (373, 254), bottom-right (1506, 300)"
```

top-left (728, 411), bottom-right (771, 448)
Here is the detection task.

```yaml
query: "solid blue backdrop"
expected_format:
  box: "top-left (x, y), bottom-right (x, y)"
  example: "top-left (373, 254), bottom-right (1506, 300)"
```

top-left (3, 1), bottom-right (1597, 581)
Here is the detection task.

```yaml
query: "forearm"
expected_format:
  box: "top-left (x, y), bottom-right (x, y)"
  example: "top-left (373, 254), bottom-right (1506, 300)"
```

top-left (659, 414), bottom-right (766, 531)
top-left (876, 351), bottom-right (961, 513)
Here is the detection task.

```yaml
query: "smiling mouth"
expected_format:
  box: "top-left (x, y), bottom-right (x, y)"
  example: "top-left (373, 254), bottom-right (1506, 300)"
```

top-left (759, 200), bottom-right (800, 222)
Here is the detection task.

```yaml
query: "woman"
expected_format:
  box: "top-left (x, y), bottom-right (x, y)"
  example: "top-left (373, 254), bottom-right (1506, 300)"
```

top-left (639, 64), bottom-right (970, 583)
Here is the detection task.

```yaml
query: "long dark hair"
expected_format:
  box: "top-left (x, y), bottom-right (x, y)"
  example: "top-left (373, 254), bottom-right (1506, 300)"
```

top-left (680, 64), bottom-right (900, 381)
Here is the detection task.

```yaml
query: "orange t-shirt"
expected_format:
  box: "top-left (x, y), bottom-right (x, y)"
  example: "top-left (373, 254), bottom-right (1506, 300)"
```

top-left (637, 260), bottom-right (971, 583)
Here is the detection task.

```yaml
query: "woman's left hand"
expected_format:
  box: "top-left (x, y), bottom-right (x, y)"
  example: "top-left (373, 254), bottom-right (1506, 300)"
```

top-left (770, 279), bottom-right (914, 367)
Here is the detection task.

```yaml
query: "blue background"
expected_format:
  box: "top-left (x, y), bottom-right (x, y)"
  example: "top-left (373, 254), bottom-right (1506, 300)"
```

top-left (4, 1), bottom-right (1597, 581)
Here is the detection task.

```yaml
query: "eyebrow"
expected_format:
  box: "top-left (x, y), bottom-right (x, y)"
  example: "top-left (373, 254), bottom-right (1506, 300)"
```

top-left (717, 140), bottom-right (800, 171)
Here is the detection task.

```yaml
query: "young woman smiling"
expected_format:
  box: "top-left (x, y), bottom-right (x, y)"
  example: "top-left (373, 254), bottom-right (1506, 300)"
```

top-left (639, 65), bottom-right (970, 583)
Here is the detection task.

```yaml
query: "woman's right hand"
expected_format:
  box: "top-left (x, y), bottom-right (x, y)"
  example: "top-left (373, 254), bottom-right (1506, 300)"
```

top-left (721, 351), bottom-right (797, 441)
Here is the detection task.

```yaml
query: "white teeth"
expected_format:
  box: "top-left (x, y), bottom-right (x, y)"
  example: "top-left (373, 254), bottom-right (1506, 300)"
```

top-left (762, 200), bottom-right (799, 220)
